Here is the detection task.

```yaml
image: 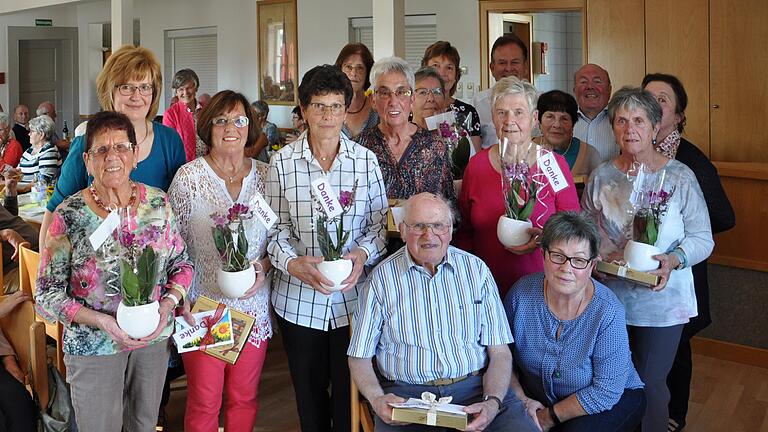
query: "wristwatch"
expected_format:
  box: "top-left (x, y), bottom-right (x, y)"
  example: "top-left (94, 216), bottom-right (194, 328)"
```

top-left (483, 395), bottom-right (502, 410)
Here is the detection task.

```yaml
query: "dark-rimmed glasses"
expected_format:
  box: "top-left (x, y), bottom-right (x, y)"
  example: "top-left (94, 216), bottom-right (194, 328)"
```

top-left (414, 87), bottom-right (445, 98)
top-left (546, 250), bottom-right (593, 269)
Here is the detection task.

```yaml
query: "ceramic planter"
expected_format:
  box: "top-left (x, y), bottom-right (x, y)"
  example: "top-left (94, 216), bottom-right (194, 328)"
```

top-left (317, 259), bottom-right (353, 292)
top-left (116, 300), bottom-right (160, 339)
top-left (217, 265), bottom-right (257, 299)
top-left (497, 216), bottom-right (533, 247)
top-left (623, 240), bottom-right (663, 272)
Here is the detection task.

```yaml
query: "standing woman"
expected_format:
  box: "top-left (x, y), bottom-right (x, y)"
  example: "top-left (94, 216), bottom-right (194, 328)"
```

top-left (17, 114), bottom-right (61, 192)
top-left (169, 91), bottom-right (272, 432)
top-left (335, 43), bottom-right (379, 141)
top-left (163, 68), bottom-right (207, 161)
top-left (267, 65), bottom-right (387, 432)
top-left (641, 73), bottom-right (735, 432)
top-left (39, 44), bottom-right (186, 250)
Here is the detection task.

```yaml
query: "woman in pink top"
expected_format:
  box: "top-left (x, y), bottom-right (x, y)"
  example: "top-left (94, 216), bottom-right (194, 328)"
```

top-left (163, 69), bottom-right (206, 161)
top-left (454, 76), bottom-right (579, 296)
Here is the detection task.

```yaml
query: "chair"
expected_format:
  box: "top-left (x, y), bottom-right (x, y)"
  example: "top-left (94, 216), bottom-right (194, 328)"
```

top-left (0, 294), bottom-right (44, 404)
top-left (29, 321), bottom-right (50, 408)
top-left (21, 245), bottom-right (66, 377)
top-left (351, 374), bottom-right (375, 432)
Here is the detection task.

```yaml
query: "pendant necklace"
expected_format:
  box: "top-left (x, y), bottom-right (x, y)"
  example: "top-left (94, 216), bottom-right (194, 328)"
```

top-left (545, 281), bottom-right (588, 379)
top-left (209, 156), bottom-right (244, 184)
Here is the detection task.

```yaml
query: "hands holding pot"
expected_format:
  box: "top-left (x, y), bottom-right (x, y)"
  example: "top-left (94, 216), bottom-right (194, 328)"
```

top-left (504, 227), bottom-right (542, 255)
top-left (96, 312), bottom-right (149, 349)
top-left (287, 255), bottom-right (335, 295)
top-left (340, 248), bottom-right (368, 292)
top-left (240, 258), bottom-right (271, 299)
top-left (648, 253), bottom-right (679, 292)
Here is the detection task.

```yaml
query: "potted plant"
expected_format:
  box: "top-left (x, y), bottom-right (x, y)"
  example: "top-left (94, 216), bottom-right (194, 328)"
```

top-left (315, 181), bottom-right (357, 292)
top-left (624, 175), bottom-right (675, 271)
top-left (497, 150), bottom-right (540, 248)
top-left (211, 203), bottom-right (259, 298)
top-left (115, 212), bottom-right (163, 339)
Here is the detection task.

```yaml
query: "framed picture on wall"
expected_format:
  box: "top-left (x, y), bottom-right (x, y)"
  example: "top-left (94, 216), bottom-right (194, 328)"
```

top-left (258, 0), bottom-right (298, 105)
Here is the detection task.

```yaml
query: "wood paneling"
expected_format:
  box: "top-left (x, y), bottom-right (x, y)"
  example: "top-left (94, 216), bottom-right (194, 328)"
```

top-left (692, 337), bottom-right (768, 370)
top-left (644, 0), bottom-right (710, 156)
top-left (585, 0), bottom-right (645, 90)
top-left (710, 0), bottom-right (768, 162)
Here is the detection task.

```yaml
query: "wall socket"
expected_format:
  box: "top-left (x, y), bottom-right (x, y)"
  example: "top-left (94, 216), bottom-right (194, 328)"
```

top-left (456, 82), bottom-right (464, 98)
top-left (466, 82), bottom-right (475, 98)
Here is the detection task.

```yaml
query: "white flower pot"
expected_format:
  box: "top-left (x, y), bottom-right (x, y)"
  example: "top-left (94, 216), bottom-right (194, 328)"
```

top-left (317, 259), bottom-right (353, 292)
top-left (217, 265), bottom-right (257, 299)
top-left (497, 216), bottom-right (533, 247)
top-left (116, 300), bottom-right (160, 339)
top-left (623, 240), bottom-right (663, 272)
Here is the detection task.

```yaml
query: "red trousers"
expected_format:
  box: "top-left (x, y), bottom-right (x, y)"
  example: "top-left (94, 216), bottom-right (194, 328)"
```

top-left (182, 340), bottom-right (269, 432)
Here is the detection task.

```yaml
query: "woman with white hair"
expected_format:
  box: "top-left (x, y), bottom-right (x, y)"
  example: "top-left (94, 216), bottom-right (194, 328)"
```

top-left (17, 114), bottom-right (61, 192)
top-left (454, 76), bottom-right (579, 297)
top-left (0, 112), bottom-right (23, 169)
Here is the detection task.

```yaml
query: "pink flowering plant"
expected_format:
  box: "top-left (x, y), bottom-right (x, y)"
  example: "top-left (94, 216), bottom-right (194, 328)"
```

top-left (211, 203), bottom-right (252, 272)
top-left (631, 187), bottom-right (675, 246)
top-left (437, 119), bottom-right (471, 179)
top-left (501, 160), bottom-right (539, 221)
top-left (315, 180), bottom-right (357, 261)
top-left (117, 212), bottom-right (164, 306)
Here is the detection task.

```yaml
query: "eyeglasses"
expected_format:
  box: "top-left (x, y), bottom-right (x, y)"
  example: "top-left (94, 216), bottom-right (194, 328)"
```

top-left (414, 87), bottom-right (445, 98)
top-left (375, 88), bottom-right (413, 100)
top-left (88, 142), bottom-right (134, 158)
top-left (115, 84), bottom-right (154, 96)
top-left (342, 64), bottom-right (366, 74)
top-left (403, 221), bottom-right (451, 235)
top-left (211, 116), bottom-right (249, 128)
top-left (307, 102), bottom-right (345, 116)
top-left (546, 250), bottom-right (593, 270)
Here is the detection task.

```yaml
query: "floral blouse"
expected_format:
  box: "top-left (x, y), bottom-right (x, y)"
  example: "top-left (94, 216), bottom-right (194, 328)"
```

top-left (36, 185), bottom-right (194, 356)
top-left (357, 124), bottom-right (456, 204)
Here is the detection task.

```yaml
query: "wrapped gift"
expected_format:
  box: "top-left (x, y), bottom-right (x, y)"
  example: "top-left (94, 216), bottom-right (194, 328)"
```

top-left (387, 199), bottom-right (404, 238)
top-left (596, 261), bottom-right (660, 287)
top-left (390, 392), bottom-right (468, 430)
top-left (190, 296), bottom-right (256, 364)
top-left (172, 305), bottom-right (234, 353)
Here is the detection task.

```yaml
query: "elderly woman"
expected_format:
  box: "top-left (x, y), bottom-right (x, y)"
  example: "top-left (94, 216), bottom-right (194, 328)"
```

top-left (581, 87), bottom-right (714, 432)
top-left (455, 76), bottom-right (580, 296)
top-left (169, 90), bottom-right (273, 432)
top-left (163, 68), bottom-right (206, 161)
top-left (35, 111), bottom-right (193, 432)
top-left (504, 211), bottom-right (645, 431)
top-left (335, 43), bottom-right (379, 141)
top-left (40, 44), bottom-right (186, 250)
top-left (358, 56), bottom-right (456, 204)
top-left (422, 41), bottom-right (482, 153)
top-left (285, 106), bottom-right (306, 143)
top-left (534, 90), bottom-right (601, 178)
top-left (411, 67), bottom-right (447, 130)
top-left (17, 114), bottom-right (61, 193)
top-left (250, 100), bottom-right (280, 162)
top-left (0, 113), bottom-right (23, 169)
top-left (267, 64), bottom-right (387, 432)
top-left (641, 74), bottom-right (735, 432)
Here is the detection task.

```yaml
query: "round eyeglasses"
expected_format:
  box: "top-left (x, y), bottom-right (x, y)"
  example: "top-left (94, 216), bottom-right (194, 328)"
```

top-left (211, 116), bottom-right (249, 128)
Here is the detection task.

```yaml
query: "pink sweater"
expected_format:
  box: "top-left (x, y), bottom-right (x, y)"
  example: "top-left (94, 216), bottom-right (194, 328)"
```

top-left (163, 101), bottom-right (197, 162)
top-left (454, 147), bottom-right (580, 296)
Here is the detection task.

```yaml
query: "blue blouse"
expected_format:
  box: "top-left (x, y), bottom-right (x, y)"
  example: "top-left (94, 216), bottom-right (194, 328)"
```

top-left (47, 122), bottom-right (186, 212)
top-left (504, 273), bottom-right (643, 415)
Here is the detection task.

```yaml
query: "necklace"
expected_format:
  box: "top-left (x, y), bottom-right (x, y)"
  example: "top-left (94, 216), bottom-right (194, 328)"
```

top-left (135, 121), bottom-right (150, 147)
top-left (553, 137), bottom-right (573, 156)
top-left (208, 155), bottom-right (245, 184)
top-left (89, 181), bottom-right (137, 213)
top-left (347, 96), bottom-right (367, 115)
top-left (544, 280), bottom-right (591, 379)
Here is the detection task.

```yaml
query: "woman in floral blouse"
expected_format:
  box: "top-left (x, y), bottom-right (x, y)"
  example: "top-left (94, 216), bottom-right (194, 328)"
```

top-left (35, 111), bottom-right (193, 432)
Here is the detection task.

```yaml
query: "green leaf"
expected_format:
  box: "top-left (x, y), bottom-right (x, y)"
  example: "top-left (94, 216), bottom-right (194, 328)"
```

top-left (121, 259), bottom-right (140, 306)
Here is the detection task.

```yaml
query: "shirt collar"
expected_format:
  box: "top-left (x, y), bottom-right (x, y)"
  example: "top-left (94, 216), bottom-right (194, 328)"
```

top-left (292, 132), bottom-right (354, 163)
top-left (577, 106), bottom-right (608, 122)
top-left (401, 245), bottom-right (456, 277)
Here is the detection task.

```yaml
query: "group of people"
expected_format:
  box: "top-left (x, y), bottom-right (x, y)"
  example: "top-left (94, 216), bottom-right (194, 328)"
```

top-left (0, 32), bottom-right (733, 432)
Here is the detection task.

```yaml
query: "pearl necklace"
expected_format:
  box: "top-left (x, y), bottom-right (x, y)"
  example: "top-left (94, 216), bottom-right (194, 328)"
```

top-left (89, 181), bottom-right (137, 213)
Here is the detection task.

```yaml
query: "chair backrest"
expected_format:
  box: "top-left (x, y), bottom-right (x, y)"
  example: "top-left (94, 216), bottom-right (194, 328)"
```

top-left (29, 321), bottom-right (50, 408)
top-left (0, 296), bottom-right (36, 382)
top-left (20, 245), bottom-right (40, 298)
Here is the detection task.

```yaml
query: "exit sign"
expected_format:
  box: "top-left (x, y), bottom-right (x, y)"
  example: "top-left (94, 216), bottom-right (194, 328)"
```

top-left (35, 19), bottom-right (53, 27)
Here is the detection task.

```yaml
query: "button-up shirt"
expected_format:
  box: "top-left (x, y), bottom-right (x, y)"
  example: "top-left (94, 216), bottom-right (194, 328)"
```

top-left (267, 134), bottom-right (388, 331)
top-left (348, 246), bottom-right (513, 384)
top-left (573, 108), bottom-right (618, 162)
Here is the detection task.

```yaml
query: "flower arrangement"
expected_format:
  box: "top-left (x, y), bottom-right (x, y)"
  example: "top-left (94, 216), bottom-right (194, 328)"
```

top-left (211, 203), bottom-right (253, 272)
top-left (501, 159), bottom-right (539, 221)
top-left (316, 180), bottom-right (357, 261)
top-left (117, 214), bottom-right (164, 307)
top-left (631, 187), bottom-right (675, 246)
top-left (437, 120), bottom-right (471, 179)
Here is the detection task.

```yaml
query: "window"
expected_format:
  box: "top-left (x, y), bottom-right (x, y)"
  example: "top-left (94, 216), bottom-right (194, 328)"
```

top-left (164, 27), bottom-right (218, 107)
top-left (349, 14), bottom-right (437, 70)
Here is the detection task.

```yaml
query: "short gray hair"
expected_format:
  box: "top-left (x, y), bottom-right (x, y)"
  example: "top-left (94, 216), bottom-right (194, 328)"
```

top-left (369, 56), bottom-right (415, 91)
top-left (401, 192), bottom-right (455, 226)
top-left (540, 211), bottom-right (600, 259)
top-left (414, 66), bottom-right (445, 90)
top-left (171, 68), bottom-right (200, 90)
top-left (607, 86), bottom-right (662, 129)
top-left (0, 112), bottom-right (9, 127)
top-left (491, 76), bottom-right (537, 114)
top-left (36, 101), bottom-right (55, 117)
top-left (28, 115), bottom-right (56, 142)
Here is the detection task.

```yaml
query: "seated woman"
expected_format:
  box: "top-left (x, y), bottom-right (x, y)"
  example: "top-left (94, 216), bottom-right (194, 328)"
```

top-left (534, 90), bottom-right (601, 178)
top-left (17, 114), bottom-right (61, 193)
top-left (505, 211), bottom-right (645, 432)
top-left (0, 113), bottom-right (23, 170)
top-left (35, 111), bottom-right (193, 432)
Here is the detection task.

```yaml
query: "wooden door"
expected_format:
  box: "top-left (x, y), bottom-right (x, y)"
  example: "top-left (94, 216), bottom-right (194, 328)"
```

top-left (586, 0), bottom-right (645, 90)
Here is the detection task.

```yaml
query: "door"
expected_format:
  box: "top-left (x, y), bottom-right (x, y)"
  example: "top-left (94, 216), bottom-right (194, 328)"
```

top-left (484, 12), bottom-right (534, 87)
top-left (19, 39), bottom-right (61, 129)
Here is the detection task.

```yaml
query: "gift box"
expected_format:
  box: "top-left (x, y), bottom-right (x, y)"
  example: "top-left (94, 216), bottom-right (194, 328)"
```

top-left (172, 306), bottom-right (234, 353)
top-left (596, 261), bottom-right (660, 287)
top-left (387, 199), bottom-right (404, 238)
top-left (390, 393), bottom-right (468, 430)
top-left (190, 296), bottom-right (256, 364)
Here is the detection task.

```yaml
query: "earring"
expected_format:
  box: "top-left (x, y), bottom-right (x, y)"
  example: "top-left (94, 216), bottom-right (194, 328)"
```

top-left (652, 138), bottom-right (657, 146)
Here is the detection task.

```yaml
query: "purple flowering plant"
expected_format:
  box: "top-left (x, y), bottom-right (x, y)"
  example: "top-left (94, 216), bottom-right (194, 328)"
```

top-left (632, 187), bottom-right (675, 246)
top-left (436, 118), bottom-right (471, 179)
top-left (211, 203), bottom-right (252, 272)
top-left (315, 180), bottom-right (358, 261)
top-left (116, 210), bottom-right (165, 306)
top-left (501, 160), bottom-right (538, 221)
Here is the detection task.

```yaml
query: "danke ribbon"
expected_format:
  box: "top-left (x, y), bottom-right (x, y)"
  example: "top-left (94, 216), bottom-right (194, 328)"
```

top-left (420, 392), bottom-right (453, 426)
top-left (199, 303), bottom-right (227, 351)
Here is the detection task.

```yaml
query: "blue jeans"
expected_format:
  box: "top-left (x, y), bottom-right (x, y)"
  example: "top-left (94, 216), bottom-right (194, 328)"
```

top-left (374, 375), bottom-right (538, 432)
top-left (553, 388), bottom-right (646, 432)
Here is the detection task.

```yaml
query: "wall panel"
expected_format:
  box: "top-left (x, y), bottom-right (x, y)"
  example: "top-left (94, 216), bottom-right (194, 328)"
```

top-left (586, 0), bottom-right (645, 90)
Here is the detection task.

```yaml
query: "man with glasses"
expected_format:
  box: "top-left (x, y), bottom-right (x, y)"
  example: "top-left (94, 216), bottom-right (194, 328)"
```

top-left (349, 193), bottom-right (538, 432)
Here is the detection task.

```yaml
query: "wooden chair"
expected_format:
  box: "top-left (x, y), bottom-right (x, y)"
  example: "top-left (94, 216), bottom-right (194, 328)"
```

top-left (351, 374), bottom-right (375, 432)
top-left (29, 321), bottom-right (50, 408)
top-left (21, 245), bottom-right (66, 377)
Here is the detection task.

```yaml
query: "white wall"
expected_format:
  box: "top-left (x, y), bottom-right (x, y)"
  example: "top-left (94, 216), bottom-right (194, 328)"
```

top-left (531, 11), bottom-right (582, 94)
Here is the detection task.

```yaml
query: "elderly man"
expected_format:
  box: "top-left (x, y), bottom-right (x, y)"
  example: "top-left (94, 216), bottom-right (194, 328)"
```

top-left (572, 64), bottom-right (617, 162)
top-left (348, 193), bottom-right (537, 432)
top-left (473, 34), bottom-right (530, 149)
top-left (11, 105), bottom-right (30, 152)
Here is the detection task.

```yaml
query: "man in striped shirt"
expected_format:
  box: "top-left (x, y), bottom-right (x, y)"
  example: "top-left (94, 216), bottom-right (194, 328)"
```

top-left (348, 193), bottom-right (538, 431)
top-left (572, 64), bottom-right (619, 162)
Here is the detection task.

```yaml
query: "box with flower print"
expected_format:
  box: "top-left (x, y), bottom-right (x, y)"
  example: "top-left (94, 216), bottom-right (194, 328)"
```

top-left (172, 306), bottom-right (234, 353)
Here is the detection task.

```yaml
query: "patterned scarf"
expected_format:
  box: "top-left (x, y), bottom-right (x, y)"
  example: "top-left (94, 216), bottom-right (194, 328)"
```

top-left (656, 130), bottom-right (681, 159)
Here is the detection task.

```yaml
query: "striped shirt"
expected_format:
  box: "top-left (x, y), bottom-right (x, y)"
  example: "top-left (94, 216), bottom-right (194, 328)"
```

top-left (267, 133), bottom-right (388, 331)
top-left (573, 108), bottom-right (619, 162)
top-left (19, 142), bottom-right (61, 184)
top-left (348, 246), bottom-right (513, 384)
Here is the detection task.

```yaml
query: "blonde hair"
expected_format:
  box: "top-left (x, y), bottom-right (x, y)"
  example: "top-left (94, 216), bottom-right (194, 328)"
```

top-left (96, 44), bottom-right (163, 120)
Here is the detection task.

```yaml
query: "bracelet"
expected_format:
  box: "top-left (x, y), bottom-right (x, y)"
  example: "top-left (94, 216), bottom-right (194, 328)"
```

top-left (548, 406), bottom-right (562, 426)
top-left (483, 395), bottom-right (502, 410)
top-left (162, 292), bottom-right (180, 308)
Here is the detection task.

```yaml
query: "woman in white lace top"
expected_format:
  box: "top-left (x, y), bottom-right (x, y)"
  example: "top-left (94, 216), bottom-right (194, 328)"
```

top-left (168, 90), bottom-right (272, 432)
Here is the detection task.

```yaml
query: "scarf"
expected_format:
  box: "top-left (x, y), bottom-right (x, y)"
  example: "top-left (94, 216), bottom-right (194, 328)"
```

top-left (656, 130), bottom-right (681, 159)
